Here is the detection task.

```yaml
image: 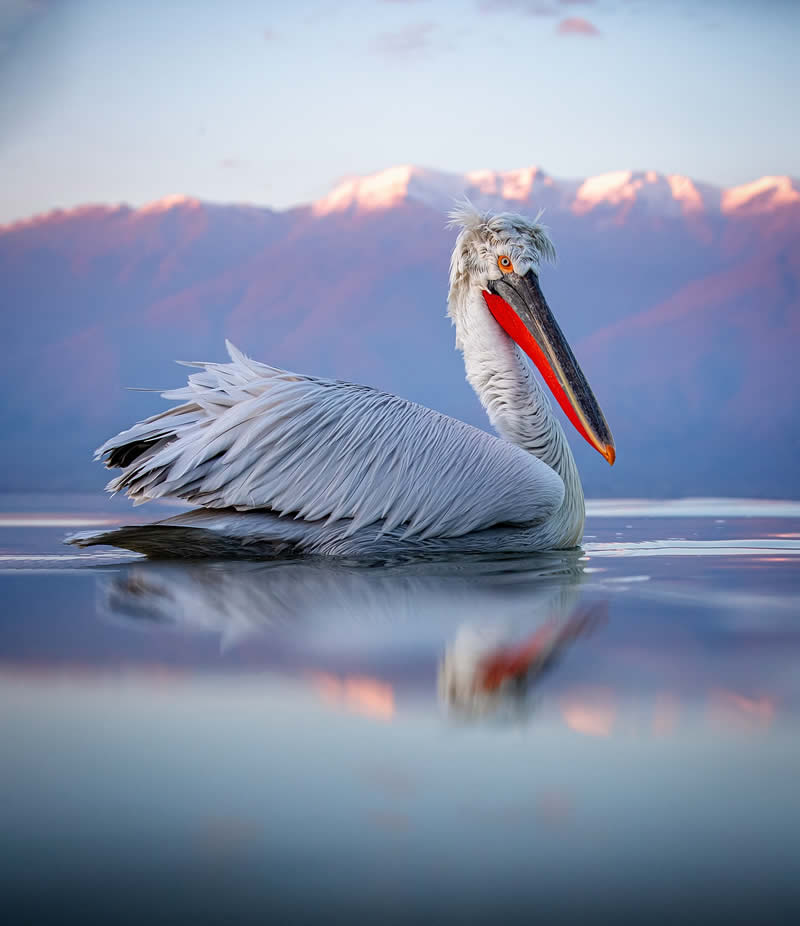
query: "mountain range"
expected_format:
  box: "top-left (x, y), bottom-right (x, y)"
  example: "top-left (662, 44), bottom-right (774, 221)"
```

top-left (2, 165), bottom-right (799, 498)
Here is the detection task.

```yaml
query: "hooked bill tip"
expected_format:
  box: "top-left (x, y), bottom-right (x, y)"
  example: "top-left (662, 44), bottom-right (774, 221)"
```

top-left (603, 445), bottom-right (616, 466)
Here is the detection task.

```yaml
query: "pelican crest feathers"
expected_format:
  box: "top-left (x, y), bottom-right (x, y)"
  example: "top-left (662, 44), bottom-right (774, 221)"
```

top-left (446, 199), bottom-right (557, 316)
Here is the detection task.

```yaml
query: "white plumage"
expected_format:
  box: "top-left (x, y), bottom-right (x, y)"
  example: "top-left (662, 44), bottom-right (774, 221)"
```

top-left (70, 204), bottom-right (613, 558)
top-left (100, 342), bottom-right (563, 540)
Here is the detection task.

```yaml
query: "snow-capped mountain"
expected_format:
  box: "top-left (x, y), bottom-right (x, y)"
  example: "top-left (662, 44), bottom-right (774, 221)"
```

top-left (3, 166), bottom-right (799, 497)
top-left (310, 163), bottom-right (797, 221)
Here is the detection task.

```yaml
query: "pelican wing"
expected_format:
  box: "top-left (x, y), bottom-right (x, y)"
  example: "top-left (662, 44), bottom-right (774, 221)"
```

top-left (98, 342), bottom-right (564, 540)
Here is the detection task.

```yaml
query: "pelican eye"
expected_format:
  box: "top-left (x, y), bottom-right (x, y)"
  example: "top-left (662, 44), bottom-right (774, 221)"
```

top-left (497, 255), bottom-right (514, 273)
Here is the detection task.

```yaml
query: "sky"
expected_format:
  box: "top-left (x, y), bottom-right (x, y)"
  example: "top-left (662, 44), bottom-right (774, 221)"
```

top-left (0, 0), bottom-right (797, 222)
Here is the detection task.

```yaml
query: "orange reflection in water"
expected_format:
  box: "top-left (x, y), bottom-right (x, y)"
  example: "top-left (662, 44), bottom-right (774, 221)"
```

top-left (310, 672), bottom-right (395, 721)
top-left (560, 688), bottom-right (616, 737)
top-left (708, 689), bottom-right (776, 732)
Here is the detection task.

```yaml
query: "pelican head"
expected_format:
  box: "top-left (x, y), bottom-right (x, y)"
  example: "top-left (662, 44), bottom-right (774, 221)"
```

top-left (447, 202), bottom-right (615, 465)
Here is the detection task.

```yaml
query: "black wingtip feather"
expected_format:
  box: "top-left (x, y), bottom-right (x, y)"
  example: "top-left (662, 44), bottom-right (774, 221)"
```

top-left (104, 438), bottom-right (164, 470)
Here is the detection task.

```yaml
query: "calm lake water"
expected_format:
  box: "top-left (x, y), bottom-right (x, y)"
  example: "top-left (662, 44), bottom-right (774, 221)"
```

top-left (1, 495), bottom-right (799, 924)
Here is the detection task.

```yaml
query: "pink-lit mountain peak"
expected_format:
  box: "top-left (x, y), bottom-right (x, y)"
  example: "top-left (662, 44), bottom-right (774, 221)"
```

top-left (134, 169), bottom-right (796, 219)
top-left (137, 193), bottom-right (203, 215)
top-left (3, 167), bottom-right (798, 235)
top-left (1, 195), bottom-right (204, 236)
top-left (312, 164), bottom-right (559, 216)
top-left (309, 165), bottom-right (798, 221)
top-left (721, 175), bottom-right (800, 215)
top-left (312, 165), bottom-right (465, 215)
top-left (464, 166), bottom-right (556, 200)
top-left (571, 170), bottom-right (723, 217)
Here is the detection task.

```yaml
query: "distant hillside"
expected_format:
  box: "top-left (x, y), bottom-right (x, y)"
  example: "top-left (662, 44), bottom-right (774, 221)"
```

top-left (2, 165), bottom-right (799, 497)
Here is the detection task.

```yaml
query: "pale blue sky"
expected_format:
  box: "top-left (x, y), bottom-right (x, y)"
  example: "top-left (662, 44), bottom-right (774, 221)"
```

top-left (0, 0), bottom-right (797, 222)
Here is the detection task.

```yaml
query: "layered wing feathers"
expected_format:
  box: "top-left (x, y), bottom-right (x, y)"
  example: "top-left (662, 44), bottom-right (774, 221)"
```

top-left (97, 342), bottom-right (564, 540)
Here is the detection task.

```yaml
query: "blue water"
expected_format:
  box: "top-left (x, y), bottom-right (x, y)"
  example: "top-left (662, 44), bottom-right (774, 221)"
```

top-left (1, 496), bottom-right (799, 923)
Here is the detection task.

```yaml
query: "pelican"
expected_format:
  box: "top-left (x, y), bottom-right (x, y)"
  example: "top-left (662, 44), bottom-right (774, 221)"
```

top-left (69, 204), bottom-right (614, 558)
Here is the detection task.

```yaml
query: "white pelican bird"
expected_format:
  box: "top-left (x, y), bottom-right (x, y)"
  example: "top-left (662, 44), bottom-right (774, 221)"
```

top-left (70, 204), bottom-right (614, 558)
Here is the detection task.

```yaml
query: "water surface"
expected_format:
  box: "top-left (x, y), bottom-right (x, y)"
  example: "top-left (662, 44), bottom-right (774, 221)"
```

top-left (1, 496), bottom-right (799, 923)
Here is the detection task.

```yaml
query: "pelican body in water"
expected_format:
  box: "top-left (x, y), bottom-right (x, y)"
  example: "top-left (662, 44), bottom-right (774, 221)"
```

top-left (69, 205), bottom-right (614, 559)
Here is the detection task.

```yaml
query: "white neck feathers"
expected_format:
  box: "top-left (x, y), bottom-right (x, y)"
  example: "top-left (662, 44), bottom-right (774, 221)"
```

top-left (452, 286), bottom-right (585, 544)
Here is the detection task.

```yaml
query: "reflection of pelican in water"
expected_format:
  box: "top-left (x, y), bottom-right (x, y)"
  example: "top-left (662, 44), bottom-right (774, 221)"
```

top-left (100, 551), bottom-right (600, 710)
top-left (102, 551), bottom-right (584, 633)
top-left (439, 602), bottom-right (606, 717)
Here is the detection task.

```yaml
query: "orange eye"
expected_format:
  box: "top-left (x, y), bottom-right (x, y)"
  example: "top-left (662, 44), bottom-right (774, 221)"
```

top-left (497, 255), bottom-right (514, 273)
